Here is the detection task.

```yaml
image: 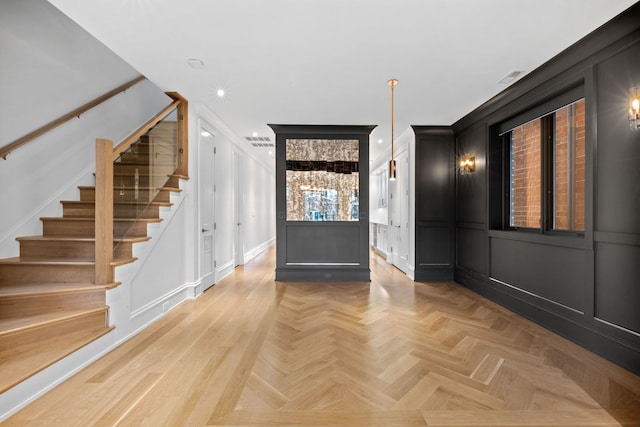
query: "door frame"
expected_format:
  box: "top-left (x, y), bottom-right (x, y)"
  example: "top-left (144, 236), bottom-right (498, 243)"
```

top-left (233, 150), bottom-right (244, 267)
top-left (198, 124), bottom-right (216, 291)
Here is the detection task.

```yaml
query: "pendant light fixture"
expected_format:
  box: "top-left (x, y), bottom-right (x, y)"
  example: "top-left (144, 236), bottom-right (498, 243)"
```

top-left (388, 78), bottom-right (398, 181)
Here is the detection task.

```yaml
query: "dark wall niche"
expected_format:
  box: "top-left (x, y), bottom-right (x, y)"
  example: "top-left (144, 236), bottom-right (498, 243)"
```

top-left (269, 124), bottom-right (375, 281)
top-left (451, 3), bottom-right (640, 375)
top-left (413, 126), bottom-right (455, 281)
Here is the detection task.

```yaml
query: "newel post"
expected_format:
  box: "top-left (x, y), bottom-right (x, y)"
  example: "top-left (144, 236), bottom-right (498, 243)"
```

top-left (95, 138), bottom-right (114, 286)
top-left (166, 92), bottom-right (188, 177)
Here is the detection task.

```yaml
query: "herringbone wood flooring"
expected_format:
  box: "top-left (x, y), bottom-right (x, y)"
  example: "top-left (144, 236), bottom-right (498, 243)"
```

top-left (5, 246), bottom-right (640, 426)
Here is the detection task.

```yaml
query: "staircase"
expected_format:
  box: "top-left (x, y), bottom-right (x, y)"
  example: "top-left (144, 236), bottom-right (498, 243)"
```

top-left (0, 158), bottom-right (183, 394)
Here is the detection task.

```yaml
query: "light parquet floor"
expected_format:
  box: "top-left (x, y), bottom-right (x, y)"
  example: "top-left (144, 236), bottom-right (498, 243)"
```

top-left (4, 246), bottom-right (640, 426)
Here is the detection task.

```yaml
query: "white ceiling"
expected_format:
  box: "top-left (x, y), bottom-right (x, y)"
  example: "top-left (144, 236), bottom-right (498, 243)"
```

top-left (48, 0), bottom-right (638, 162)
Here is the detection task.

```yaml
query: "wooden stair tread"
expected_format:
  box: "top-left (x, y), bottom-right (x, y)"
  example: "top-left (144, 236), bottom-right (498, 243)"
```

top-left (0, 170), bottom-right (184, 394)
top-left (112, 171), bottom-right (173, 176)
top-left (0, 282), bottom-right (107, 297)
top-left (78, 185), bottom-right (182, 192)
top-left (0, 325), bottom-right (114, 394)
top-left (16, 236), bottom-right (150, 243)
top-left (115, 160), bottom-right (176, 165)
top-left (0, 256), bottom-right (137, 267)
top-left (40, 217), bottom-right (162, 223)
top-left (0, 306), bottom-right (109, 336)
top-left (61, 200), bottom-right (173, 207)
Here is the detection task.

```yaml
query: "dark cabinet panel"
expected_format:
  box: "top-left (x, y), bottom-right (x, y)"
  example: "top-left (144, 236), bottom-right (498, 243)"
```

top-left (286, 224), bottom-right (360, 264)
top-left (595, 42), bottom-right (640, 235)
top-left (490, 238), bottom-right (588, 312)
top-left (270, 124), bottom-right (375, 282)
top-left (595, 242), bottom-right (640, 334)
top-left (413, 126), bottom-right (455, 281)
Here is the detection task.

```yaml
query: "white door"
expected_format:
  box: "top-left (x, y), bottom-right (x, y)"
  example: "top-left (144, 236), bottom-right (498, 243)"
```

top-left (389, 151), bottom-right (410, 274)
top-left (396, 152), bottom-right (410, 274)
top-left (233, 151), bottom-right (244, 267)
top-left (199, 129), bottom-right (216, 290)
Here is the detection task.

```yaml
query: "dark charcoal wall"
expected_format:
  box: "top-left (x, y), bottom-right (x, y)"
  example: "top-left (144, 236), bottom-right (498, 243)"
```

top-left (452, 4), bottom-right (640, 375)
top-left (413, 127), bottom-right (455, 281)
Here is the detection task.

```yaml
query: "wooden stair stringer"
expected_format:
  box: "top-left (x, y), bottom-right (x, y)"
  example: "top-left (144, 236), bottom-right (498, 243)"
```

top-left (0, 173), bottom-right (185, 395)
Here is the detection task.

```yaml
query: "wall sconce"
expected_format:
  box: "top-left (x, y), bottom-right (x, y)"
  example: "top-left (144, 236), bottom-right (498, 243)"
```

top-left (459, 155), bottom-right (475, 175)
top-left (630, 86), bottom-right (640, 131)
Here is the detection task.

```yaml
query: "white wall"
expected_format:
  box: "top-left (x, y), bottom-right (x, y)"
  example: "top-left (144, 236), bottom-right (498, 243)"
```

top-left (0, 0), bottom-right (144, 147)
top-left (242, 154), bottom-right (276, 261)
top-left (213, 132), bottom-right (235, 275)
top-left (0, 0), bottom-right (171, 258)
top-left (196, 106), bottom-right (275, 276)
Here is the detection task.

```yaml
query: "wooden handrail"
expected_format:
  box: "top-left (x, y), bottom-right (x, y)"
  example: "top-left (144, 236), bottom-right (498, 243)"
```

top-left (94, 92), bottom-right (188, 286)
top-left (112, 98), bottom-right (181, 159)
top-left (1, 75), bottom-right (145, 160)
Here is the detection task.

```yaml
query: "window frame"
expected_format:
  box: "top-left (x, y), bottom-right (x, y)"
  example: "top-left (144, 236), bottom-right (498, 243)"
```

top-left (494, 86), bottom-right (586, 238)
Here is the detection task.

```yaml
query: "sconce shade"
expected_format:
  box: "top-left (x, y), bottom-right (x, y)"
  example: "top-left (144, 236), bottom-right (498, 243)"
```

top-left (630, 86), bottom-right (640, 130)
top-left (459, 155), bottom-right (475, 174)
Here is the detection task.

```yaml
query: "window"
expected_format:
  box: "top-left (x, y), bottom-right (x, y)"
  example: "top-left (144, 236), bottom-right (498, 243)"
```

top-left (501, 98), bottom-right (585, 233)
top-left (285, 139), bottom-right (359, 221)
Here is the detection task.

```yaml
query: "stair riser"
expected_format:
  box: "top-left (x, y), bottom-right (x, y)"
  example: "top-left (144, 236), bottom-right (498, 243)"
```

top-left (19, 240), bottom-right (133, 260)
top-left (62, 203), bottom-right (160, 219)
top-left (117, 152), bottom-right (175, 164)
top-left (0, 264), bottom-right (95, 284)
top-left (0, 310), bottom-right (108, 358)
top-left (123, 142), bottom-right (152, 155)
top-left (112, 174), bottom-right (169, 188)
top-left (0, 290), bottom-right (105, 319)
top-left (114, 163), bottom-right (175, 176)
top-left (42, 220), bottom-right (149, 238)
top-left (80, 187), bottom-right (172, 203)
top-left (165, 175), bottom-right (180, 188)
top-left (114, 190), bottom-right (169, 203)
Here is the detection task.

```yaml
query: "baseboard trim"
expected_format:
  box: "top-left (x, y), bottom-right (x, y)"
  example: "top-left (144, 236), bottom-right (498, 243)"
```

top-left (455, 267), bottom-right (640, 376)
top-left (275, 267), bottom-right (370, 282)
top-left (243, 238), bottom-right (275, 264)
top-left (414, 267), bottom-right (454, 282)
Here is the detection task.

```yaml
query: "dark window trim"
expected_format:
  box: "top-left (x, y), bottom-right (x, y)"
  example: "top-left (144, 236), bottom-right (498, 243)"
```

top-left (494, 86), bottom-right (586, 238)
top-left (497, 84), bottom-right (584, 134)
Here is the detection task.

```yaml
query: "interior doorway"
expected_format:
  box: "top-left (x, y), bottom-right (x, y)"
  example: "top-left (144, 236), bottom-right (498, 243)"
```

top-left (234, 150), bottom-right (244, 267)
top-left (199, 128), bottom-right (216, 290)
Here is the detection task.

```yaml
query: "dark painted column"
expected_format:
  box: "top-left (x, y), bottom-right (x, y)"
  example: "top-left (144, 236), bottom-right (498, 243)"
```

top-left (413, 126), bottom-right (455, 281)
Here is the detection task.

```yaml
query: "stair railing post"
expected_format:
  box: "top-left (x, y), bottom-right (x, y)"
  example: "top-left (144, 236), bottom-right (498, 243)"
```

top-left (177, 99), bottom-right (188, 177)
top-left (166, 93), bottom-right (188, 177)
top-left (95, 139), bottom-right (114, 286)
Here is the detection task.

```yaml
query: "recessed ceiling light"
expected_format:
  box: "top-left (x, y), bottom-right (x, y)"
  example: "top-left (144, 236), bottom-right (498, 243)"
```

top-left (187, 58), bottom-right (205, 69)
top-left (268, 150), bottom-right (273, 155)
top-left (217, 89), bottom-right (225, 97)
top-left (252, 131), bottom-right (258, 137)
top-left (201, 130), bottom-right (210, 137)
top-left (377, 139), bottom-right (383, 144)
